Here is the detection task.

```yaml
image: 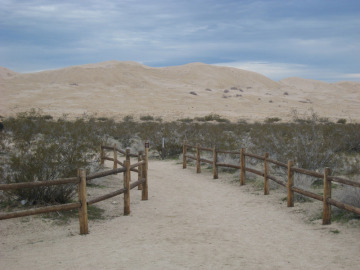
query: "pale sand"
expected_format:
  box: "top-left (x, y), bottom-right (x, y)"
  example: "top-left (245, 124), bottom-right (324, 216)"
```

top-left (0, 61), bottom-right (359, 122)
top-left (1, 160), bottom-right (359, 270)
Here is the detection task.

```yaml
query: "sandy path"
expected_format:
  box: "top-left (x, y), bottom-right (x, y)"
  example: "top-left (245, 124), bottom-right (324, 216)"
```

top-left (1, 160), bottom-right (359, 270)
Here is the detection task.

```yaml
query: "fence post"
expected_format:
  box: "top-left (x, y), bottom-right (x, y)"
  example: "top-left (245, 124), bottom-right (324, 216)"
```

top-left (287, 160), bottom-right (294, 207)
top-left (161, 137), bottom-right (165, 159)
top-left (196, 143), bottom-right (201, 173)
top-left (78, 168), bottom-right (88, 235)
top-left (124, 159), bottom-right (131, 215)
top-left (142, 142), bottom-right (149, 201)
top-left (213, 145), bottom-right (218, 179)
top-left (322, 167), bottom-right (332, 225)
top-left (264, 152), bottom-right (270, 195)
top-left (113, 144), bottom-right (118, 169)
top-left (183, 141), bottom-right (187, 169)
top-left (138, 151), bottom-right (143, 190)
top-left (126, 148), bottom-right (130, 162)
top-left (240, 148), bottom-right (246, 185)
top-left (100, 144), bottom-right (104, 166)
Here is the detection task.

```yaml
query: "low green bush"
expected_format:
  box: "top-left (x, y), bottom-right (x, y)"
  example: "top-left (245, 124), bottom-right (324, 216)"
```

top-left (337, 118), bottom-right (347, 124)
top-left (140, 115), bottom-right (154, 121)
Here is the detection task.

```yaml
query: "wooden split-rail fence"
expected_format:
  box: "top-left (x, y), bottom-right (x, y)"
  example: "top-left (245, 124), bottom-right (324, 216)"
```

top-left (0, 143), bottom-right (149, 235)
top-left (182, 141), bottom-right (360, 225)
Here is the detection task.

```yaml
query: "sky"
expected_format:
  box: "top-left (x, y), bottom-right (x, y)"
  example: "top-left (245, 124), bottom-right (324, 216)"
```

top-left (0, 0), bottom-right (359, 82)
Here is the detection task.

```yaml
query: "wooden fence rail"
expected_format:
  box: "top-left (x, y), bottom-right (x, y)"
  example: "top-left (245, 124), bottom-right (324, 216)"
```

top-left (0, 142), bottom-right (149, 235)
top-left (182, 141), bottom-right (360, 225)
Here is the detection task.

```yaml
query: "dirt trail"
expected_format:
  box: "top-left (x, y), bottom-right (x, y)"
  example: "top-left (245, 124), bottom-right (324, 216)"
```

top-left (1, 160), bottom-right (359, 270)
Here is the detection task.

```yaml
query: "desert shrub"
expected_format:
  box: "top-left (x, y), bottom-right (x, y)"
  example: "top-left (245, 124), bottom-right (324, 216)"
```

top-left (335, 185), bottom-right (360, 209)
top-left (204, 114), bottom-right (220, 121)
top-left (1, 112), bottom-right (102, 204)
top-left (194, 116), bottom-right (206, 122)
top-left (253, 122), bottom-right (338, 170)
top-left (215, 117), bottom-right (230, 123)
top-left (337, 118), bottom-right (347, 124)
top-left (97, 117), bottom-right (109, 121)
top-left (332, 185), bottom-right (360, 221)
top-left (341, 155), bottom-right (360, 176)
top-left (140, 115), bottom-right (154, 121)
top-left (123, 115), bottom-right (134, 122)
top-left (237, 119), bottom-right (248, 124)
top-left (250, 112), bottom-right (351, 172)
top-left (265, 117), bottom-right (281, 123)
top-left (155, 140), bottom-right (183, 159)
top-left (178, 117), bottom-right (193, 123)
top-left (339, 124), bottom-right (360, 152)
top-left (43, 114), bottom-right (53, 120)
top-left (293, 174), bottom-right (321, 201)
top-left (195, 114), bottom-right (230, 123)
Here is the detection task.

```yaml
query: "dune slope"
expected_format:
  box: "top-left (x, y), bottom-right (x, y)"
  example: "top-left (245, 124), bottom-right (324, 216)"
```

top-left (1, 61), bottom-right (359, 121)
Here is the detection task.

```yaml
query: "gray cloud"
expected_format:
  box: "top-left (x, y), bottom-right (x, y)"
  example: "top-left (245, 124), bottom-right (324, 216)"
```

top-left (0, 0), bottom-right (359, 81)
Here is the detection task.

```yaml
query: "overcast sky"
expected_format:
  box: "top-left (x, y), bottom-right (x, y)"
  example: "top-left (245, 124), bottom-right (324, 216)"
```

top-left (1, 0), bottom-right (359, 82)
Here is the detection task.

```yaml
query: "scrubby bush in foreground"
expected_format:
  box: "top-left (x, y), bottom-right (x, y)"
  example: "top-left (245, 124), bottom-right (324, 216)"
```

top-left (1, 110), bottom-right (102, 204)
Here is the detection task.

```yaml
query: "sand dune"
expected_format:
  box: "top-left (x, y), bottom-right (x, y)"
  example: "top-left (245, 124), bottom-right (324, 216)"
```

top-left (1, 61), bottom-right (359, 122)
top-left (0, 67), bottom-right (17, 79)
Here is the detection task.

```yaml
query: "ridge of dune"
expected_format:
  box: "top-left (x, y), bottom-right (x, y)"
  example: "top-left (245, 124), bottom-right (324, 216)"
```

top-left (4, 61), bottom-right (281, 90)
top-left (0, 67), bottom-right (17, 79)
top-left (160, 62), bottom-right (282, 89)
top-left (280, 77), bottom-right (337, 91)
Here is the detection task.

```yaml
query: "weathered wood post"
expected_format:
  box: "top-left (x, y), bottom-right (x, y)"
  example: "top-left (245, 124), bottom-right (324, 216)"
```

top-left (183, 141), bottom-right (187, 169)
top-left (124, 159), bottom-right (131, 215)
top-left (138, 151), bottom-right (143, 190)
top-left (78, 168), bottom-right (88, 235)
top-left (126, 148), bottom-right (131, 162)
top-left (100, 144), bottom-right (104, 166)
top-left (322, 167), bottom-right (332, 225)
top-left (240, 148), bottom-right (246, 185)
top-left (213, 145), bottom-right (218, 179)
top-left (196, 143), bottom-right (201, 173)
top-left (161, 137), bottom-right (165, 159)
top-left (287, 160), bottom-right (294, 207)
top-left (113, 144), bottom-right (118, 169)
top-left (142, 141), bottom-right (149, 201)
top-left (264, 152), bottom-right (270, 195)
